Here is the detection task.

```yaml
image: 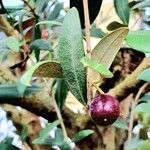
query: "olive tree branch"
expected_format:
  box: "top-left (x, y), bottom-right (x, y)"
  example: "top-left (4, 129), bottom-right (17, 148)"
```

top-left (82, 0), bottom-right (93, 102)
top-left (43, 78), bottom-right (68, 140)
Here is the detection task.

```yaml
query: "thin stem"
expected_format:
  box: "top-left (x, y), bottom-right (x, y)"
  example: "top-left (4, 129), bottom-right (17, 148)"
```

top-left (128, 83), bottom-right (148, 141)
top-left (82, 0), bottom-right (93, 103)
top-left (131, 15), bottom-right (142, 30)
top-left (43, 78), bottom-right (68, 140)
top-left (92, 82), bottom-right (104, 94)
top-left (82, 0), bottom-right (91, 53)
top-left (22, 0), bottom-right (37, 17)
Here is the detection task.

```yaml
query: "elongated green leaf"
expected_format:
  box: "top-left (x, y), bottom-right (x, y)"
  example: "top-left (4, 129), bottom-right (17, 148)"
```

top-left (18, 61), bottom-right (62, 94)
top-left (72, 129), bottom-right (94, 143)
top-left (29, 39), bottom-right (52, 52)
top-left (132, 0), bottom-right (150, 9)
top-left (59, 8), bottom-right (87, 105)
top-left (0, 84), bottom-right (41, 98)
top-left (140, 93), bottom-right (150, 102)
top-left (81, 57), bottom-right (113, 77)
top-left (21, 126), bottom-right (28, 143)
top-left (107, 21), bottom-right (127, 31)
top-left (48, 3), bottom-right (63, 20)
top-left (114, 0), bottom-right (130, 25)
top-left (112, 118), bottom-right (128, 130)
top-left (55, 79), bottom-right (68, 110)
top-left (134, 103), bottom-right (150, 113)
top-left (36, 21), bottom-right (62, 27)
top-left (137, 68), bottom-right (150, 82)
top-left (35, 0), bottom-right (49, 14)
top-left (90, 26), bottom-right (106, 38)
top-left (59, 141), bottom-right (72, 150)
top-left (33, 120), bottom-right (61, 144)
top-left (91, 27), bottom-right (128, 69)
top-left (126, 30), bottom-right (150, 53)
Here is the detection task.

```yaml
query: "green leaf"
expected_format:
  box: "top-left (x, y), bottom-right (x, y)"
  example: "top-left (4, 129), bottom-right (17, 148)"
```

top-left (107, 21), bottom-right (127, 31)
top-left (0, 138), bottom-right (19, 150)
top-left (140, 93), bottom-right (150, 102)
top-left (33, 19), bottom-right (41, 61)
top-left (55, 79), bottom-right (68, 110)
top-left (91, 27), bottom-right (128, 69)
top-left (0, 84), bottom-right (41, 98)
top-left (36, 21), bottom-right (62, 27)
top-left (90, 26), bottom-right (106, 38)
top-left (18, 61), bottom-right (62, 94)
top-left (59, 8), bottom-right (87, 105)
top-left (0, 36), bottom-right (20, 52)
top-left (59, 141), bottom-right (72, 150)
top-left (138, 140), bottom-right (150, 150)
top-left (35, 0), bottom-right (49, 14)
top-left (137, 68), bottom-right (150, 82)
top-left (112, 118), bottom-right (128, 130)
top-left (132, 0), bottom-right (150, 9)
top-left (29, 39), bottom-right (52, 52)
top-left (72, 129), bottom-right (94, 143)
top-left (48, 3), bottom-right (63, 20)
top-left (114, 0), bottom-right (130, 25)
top-left (21, 126), bottom-right (28, 143)
top-left (52, 128), bottom-right (64, 145)
top-left (33, 120), bottom-right (61, 144)
top-left (81, 57), bottom-right (113, 78)
top-left (126, 30), bottom-right (150, 53)
top-left (0, 144), bottom-right (17, 150)
top-left (134, 103), bottom-right (150, 113)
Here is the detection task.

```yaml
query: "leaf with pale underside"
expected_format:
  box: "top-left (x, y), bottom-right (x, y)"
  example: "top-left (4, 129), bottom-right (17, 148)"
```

top-left (18, 60), bottom-right (62, 94)
top-left (91, 27), bottom-right (128, 81)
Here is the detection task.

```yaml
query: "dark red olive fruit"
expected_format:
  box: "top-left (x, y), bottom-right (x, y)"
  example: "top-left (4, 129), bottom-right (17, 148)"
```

top-left (88, 94), bottom-right (120, 126)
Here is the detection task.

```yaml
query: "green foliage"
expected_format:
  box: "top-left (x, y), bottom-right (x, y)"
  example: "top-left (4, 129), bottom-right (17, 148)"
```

top-left (59, 8), bottom-right (87, 105)
top-left (91, 27), bottom-right (128, 69)
top-left (137, 68), bottom-right (150, 82)
top-left (29, 39), bottom-right (53, 52)
top-left (90, 26), bottom-right (106, 38)
top-left (134, 103), bottom-right (150, 113)
top-left (36, 21), bottom-right (62, 27)
top-left (107, 21), bottom-right (127, 31)
top-left (126, 30), bottom-right (150, 53)
top-left (0, 138), bottom-right (19, 150)
top-left (48, 2), bottom-right (63, 20)
top-left (112, 118), bottom-right (128, 130)
top-left (72, 129), bottom-right (94, 143)
top-left (114, 0), bottom-right (130, 25)
top-left (81, 57), bottom-right (113, 78)
top-left (140, 93), bottom-right (150, 102)
top-left (0, 84), bottom-right (41, 98)
top-left (54, 79), bottom-right (68, 110)
top-left (33, 120), bottom-right (61, 145)
top-left (20, 126), bottom-right (28, 143)
top-left (35, 0), bottom-right (49, 15)
top-left (18, 60), bottom-right (62, 94)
